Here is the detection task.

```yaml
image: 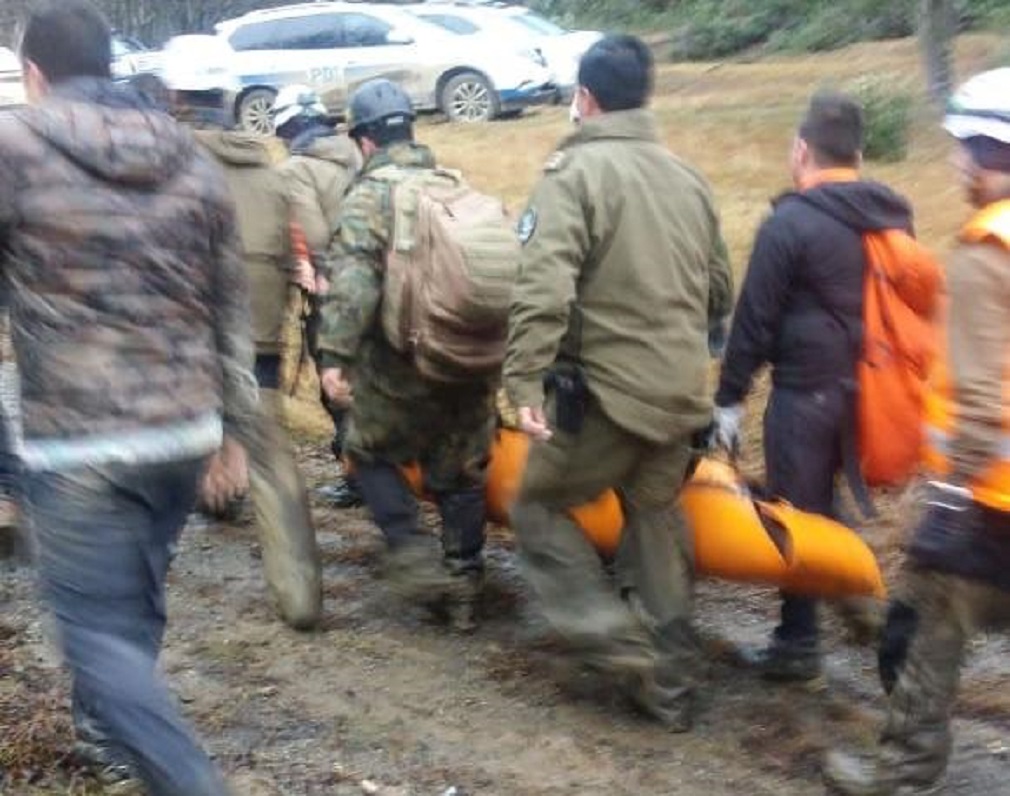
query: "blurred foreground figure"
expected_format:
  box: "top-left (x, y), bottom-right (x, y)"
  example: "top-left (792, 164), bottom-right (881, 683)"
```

top-left (3, 2), bottom-right (259, 792)
top-left (182, 89), bottom-right (323, 631)
top-left (825, 68), bottom-right (1010, 795)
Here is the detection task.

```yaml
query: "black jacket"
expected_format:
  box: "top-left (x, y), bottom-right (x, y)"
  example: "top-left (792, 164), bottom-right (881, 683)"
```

top-left (716, 180), bottom-right (913, 406)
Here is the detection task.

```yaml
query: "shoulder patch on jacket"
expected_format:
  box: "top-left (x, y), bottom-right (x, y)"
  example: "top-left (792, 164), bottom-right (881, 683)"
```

top-left (543, 151), bottom-right (568, 173)
top-left (517, 207), bottom-right (538, 244)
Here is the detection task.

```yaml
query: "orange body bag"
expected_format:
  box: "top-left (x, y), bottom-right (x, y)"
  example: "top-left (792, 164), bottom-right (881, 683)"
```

top-left (394, 435), bottom-right (884, 598)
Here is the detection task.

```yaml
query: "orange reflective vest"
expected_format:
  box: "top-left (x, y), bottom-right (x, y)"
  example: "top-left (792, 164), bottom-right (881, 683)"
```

top-left (923, 200), bottom-right (1010, 511)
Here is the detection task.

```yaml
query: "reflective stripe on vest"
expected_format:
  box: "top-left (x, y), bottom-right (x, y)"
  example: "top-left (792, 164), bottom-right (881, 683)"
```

top-left (923, 200), bottom-right (1010, 511)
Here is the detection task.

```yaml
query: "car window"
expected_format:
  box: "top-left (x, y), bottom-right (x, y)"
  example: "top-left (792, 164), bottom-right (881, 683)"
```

top-left (339, 13), bottom-right (393, 48)
top-left (512, 12), bottom-right (567, 36)
top-left (229, 15), bottom-right (344, 51)
top-left (112, 35), bottom-right (146, 58)
top-left (417, 13), bottom-right (481, 36)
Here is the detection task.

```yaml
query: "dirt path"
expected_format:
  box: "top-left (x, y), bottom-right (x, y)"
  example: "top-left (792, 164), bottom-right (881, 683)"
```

top-left (3, 444), bottom-right (1010, 795)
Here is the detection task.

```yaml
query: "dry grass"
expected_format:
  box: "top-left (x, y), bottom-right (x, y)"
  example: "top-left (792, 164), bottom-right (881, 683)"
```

top-left (284, 34), bottom-right (1010, 445)
top-left (0, 621), bottom-right (79, 790)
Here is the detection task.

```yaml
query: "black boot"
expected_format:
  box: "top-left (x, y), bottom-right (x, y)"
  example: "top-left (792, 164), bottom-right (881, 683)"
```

top-left (316, 474), bottom-right (363, 508)
top-left (437, 487), bottom-right (486, 633)
top-left (741, 635), bottom-right (823, 683)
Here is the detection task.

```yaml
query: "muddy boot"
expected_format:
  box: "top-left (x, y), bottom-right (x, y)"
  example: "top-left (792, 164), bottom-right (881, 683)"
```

top-left (443, 571), bottom-right (483, 634)
top-left (383, 537), bottom-right (456, 603)
top-left (742, 637), bottom-right (823, 684)
top-left (72, 715), bottom-right (141, 791)
top-left (438, 487), bottom-right (486, 633)
top-left (316, 474), bottom-right (363, 509)
top-left (823, 750), bottom-right (945, 795)
top-left (628, 664), bottom-right (694, 733)
top-left (72, 739), bottom-right (142, 790)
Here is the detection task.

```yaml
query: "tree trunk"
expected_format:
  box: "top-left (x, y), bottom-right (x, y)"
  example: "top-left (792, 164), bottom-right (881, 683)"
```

top-left (920, 0), bottom-right (955, 106)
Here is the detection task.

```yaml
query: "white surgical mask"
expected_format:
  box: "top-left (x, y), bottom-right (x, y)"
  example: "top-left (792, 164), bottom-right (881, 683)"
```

top-left (569, 92), bottom-right (581, 125)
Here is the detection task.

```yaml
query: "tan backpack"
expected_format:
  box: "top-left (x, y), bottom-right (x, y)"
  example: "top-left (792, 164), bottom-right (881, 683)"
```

top-left (371, 166), bottom-right (520, 382)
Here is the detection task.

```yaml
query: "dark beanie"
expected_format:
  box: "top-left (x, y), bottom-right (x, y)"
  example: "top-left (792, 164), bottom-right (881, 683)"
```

top-left (964, 136), bottom-right (1010, 173)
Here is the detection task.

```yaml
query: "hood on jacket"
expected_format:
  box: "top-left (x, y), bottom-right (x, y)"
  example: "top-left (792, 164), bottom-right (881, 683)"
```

top-left (792, 180), bottom-right (914, 234)
top-left (21, 77), bottom-right (195, 189)
top-left (293, 128), bottom-right (359, 168)
top-left (195, 129), bottom-right (277, 167)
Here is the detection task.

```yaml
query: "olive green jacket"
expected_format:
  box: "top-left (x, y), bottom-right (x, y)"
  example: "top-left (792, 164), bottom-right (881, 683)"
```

top-left (197, 130), bottom-right (292, 354)
top-left (504, 109), bottom-right (733, 444)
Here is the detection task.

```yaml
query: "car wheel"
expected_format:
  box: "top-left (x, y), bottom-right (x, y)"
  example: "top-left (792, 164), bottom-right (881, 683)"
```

top-left (238, 88), bottom-right (277, 135)
top-left (441, 72), bottom-right (498, 123)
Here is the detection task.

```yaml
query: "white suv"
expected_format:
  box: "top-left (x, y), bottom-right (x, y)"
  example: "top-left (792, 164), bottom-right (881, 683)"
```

top-left (412, 4), bottom-right (601, 98)
top-left (216, 2), bottom-right (557, 132)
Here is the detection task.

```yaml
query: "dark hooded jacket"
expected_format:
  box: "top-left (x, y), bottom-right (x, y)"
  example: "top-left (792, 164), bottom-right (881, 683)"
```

top-left (0, 78), bottom-right (258, 471)
top-left (716, 180), bottom-right (913, 405)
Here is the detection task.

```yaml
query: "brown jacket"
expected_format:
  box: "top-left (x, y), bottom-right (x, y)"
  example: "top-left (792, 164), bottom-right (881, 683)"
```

top-left (197, 130), bottom-right (292, 354)
top-left (945, 239), bottom-right (1010, 482)
top-left (0, 78), bottom-right (257, 471)
top-left (280, 131), bottom-right (360, 279)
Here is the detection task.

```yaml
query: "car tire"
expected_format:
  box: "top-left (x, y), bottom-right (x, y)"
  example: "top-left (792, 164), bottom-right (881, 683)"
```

top-left (238, 88), bottom-right (277, 135)
top-left (441, 72), bottom-right (498, 123)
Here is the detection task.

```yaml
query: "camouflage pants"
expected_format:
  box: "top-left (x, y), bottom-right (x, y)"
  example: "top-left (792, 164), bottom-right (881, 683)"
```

top-left (345, 371), bottom-right (493, 493)
top-left (511, 400), bottom-right (697, 685)
top-left (345, 369), bottom-right (494, 567)
top-left (874, 567), bottom-right (1010, 783)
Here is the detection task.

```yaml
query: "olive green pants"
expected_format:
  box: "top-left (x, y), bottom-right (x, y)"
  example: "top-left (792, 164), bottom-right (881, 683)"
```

top-left (511, 402), bottom-right (696, 672)
top-left (246, 389), bottom-right (322, 630)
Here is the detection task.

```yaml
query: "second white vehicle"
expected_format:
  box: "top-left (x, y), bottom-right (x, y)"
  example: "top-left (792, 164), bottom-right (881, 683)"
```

top-left (411, 3), bottom-right (602, 99)
top-left (215, 1), bottom-right (558, 132)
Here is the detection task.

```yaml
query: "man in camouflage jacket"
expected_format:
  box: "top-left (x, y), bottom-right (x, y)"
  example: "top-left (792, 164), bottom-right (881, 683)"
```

top-left (315, 80), bottom-right (493, 633)
top-left (0, 3), bottom-right (257, 793)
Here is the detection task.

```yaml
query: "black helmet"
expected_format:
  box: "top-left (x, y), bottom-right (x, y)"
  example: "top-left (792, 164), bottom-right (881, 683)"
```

top-left (347, 79), bottom-right (414, 137)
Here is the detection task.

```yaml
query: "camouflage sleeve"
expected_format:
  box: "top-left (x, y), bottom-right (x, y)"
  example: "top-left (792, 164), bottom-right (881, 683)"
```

top-left (504, 165), bottom-right (588, 409)
top-left (209, 195), bottom-right (260, 445)
top-left (314, 180), bottom-right (390, 371)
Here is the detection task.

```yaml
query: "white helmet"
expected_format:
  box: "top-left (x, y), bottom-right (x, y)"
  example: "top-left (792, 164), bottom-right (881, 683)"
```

top-left (272, 84), bottom-right (328, 131)
top-left (944, 68), bottom-right (1010, 144)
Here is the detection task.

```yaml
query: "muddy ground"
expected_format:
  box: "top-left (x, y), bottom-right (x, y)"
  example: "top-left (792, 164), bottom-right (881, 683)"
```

top-left (3, 438), bottom-right (1010, 796)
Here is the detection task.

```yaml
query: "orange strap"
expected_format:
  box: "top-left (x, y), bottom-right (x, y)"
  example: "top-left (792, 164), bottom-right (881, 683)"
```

top-left (797, 168), bottom-right (859, 192)
top-left (961, 200), bottom-right (1010, 247)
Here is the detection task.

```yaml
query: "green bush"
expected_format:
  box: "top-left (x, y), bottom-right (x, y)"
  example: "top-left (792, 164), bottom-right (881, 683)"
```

top-left (851, 78), bottom-right (915, 163)
top-left (531, 0), bottom-right (1010, 61)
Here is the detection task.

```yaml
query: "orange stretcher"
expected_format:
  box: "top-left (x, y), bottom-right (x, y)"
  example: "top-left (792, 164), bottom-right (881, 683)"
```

top-left (396, 429), bottom-right (885, 599)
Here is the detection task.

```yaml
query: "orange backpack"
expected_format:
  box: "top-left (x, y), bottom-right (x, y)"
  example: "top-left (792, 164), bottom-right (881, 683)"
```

top-left (858, 229), bottom-right (943, 486)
